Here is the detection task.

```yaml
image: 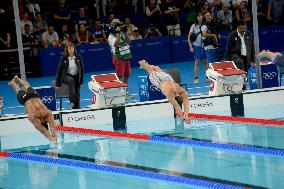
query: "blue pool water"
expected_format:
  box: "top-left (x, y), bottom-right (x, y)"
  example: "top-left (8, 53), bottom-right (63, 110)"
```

top-left (1, 113), bottom-right (284, 189)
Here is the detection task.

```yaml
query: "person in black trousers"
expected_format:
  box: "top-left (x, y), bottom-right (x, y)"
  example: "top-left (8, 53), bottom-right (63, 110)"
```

top-left (226, 21), bottom-right (255, 73)
top-left (55, 42), bottom-right (84, 109)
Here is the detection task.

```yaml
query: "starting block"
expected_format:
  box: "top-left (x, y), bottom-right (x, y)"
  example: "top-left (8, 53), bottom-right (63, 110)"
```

top-left (88, 73), bottom-right (128, 108)
top-left (206, 61), bottom-right (246, 96)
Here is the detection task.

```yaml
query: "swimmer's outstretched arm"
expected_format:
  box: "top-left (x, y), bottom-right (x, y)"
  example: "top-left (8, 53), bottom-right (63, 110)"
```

top-left (164, 90), bottom-right (183, 115)
top-left (256, 50), bottom-right (281, 60)
top-left (139, 60), bottom-right (153, 73)
top-left (28, 115), bottom-right (54, 141)
top-left (45, 112), bottom-right (58, 143)
top-left (9, 77), bottom-right (20, 94)
top-left (139, 59), bottom-right (162, 73)
top-left (180, 90), bottom-right (191, 124)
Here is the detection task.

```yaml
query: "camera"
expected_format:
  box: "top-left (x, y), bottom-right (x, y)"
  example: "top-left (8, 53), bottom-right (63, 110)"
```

top-left (203, 38), bottom-right (217, 47)
top-left (117, 25), bottom-right (127, 33)
top-left (94, 30), bottom-right (104, 38)
top-left (108, 22), bottom-right (127, 34)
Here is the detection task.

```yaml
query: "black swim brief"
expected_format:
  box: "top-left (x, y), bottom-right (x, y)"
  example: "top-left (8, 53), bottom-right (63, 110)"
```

top-left (17, 87), bottom-right (39, 105)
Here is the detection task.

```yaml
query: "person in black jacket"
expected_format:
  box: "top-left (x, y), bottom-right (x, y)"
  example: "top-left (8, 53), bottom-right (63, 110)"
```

top-left (55, 42), bottom-right (84, 109)
top-left (226, 21), bottom-right (255, 73)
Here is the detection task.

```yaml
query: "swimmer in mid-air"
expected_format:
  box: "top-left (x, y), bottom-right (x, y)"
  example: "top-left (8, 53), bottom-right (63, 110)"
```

top-left (256, 50), bottom-right (284, 66)
top-left (9, 75), bottom-right (57, 143)
top-left (139, 60), bottom-right (191, 124)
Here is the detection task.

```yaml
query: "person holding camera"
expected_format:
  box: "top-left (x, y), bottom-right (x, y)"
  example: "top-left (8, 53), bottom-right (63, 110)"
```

top-left (144, 24), bottom-right (163, 38)
top-left (201, 12), bottom-right (221, 64)
top-left (226, 21), bottom-right (255, 73)
top-left (188, 13), bottom-right (208, 85)
top-left (108, 19), bottom-right (132, 87)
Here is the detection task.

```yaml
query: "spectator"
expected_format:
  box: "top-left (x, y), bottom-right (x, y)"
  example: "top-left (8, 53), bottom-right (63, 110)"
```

top-left (232, 0), bottom-right (248, 10)
top-left (108, 19), bottom-right (132, 87)
top-left (160, 0), bottom-right (181, 36)
top-left (184, 0), bottom-right (197, 32)
top-left (144, 24), bottom-right (163, 38)
top-left (257, 0), bottom-right (268, 25)
top-left (106, 0), bottom-right (117, 14)
top-left (22, 24), bottom-right (40, 73)
top-left (108, 14), bottom-right (115, 24)
top-left (41, 25), bottom-right (60, 48)
top-left (217, 3), bottom-right (233, 30)
top-left (226, 21), bottom-right (255, 74)
top-left (124, 17), bottom-right (137, 38)
top-left (207, 0), bottom-right (222, 18)
top-left (90, 19), bottom-right (107, 44)
top-left (53, 0), bottom-right (71, 31)
top-left (22, 24), bottom-right (38, 47)
top-left (146, 0), bottom-right (163, 32)
top-left (59, 24), bottom-right (72, 45)
top-left (0, 31), bottom-right (10, 49)
top-left (33, 13), bottom-right (47, 35)
top-left (20, 12), bottom-right (33, 35)
top-left (267, 0), bottom-right (284, 24)
top-left (202, 2), bottom-right (211, 14)
top-left (188, 13), bottom-right (208, 85)
top-left (26, 0), bottom-right (41, 19)
top-left (195, 0), bottom-right (206, 13)
top-left (75, 24), bottom-right (90, 44)
top-left (74, 7), bottom-right (90, 32)
top-left (221, 0), bottom-right (232, 8)
top-left (201, 12), bottom-right (221, 64)
top-left (55, 42), bottom-right (84, 109)
top-left (0, 10), bottom-right (11, 49)
top-left (130, 27), bottom-right (142, 40)
top-left (235, 1), bottom-right (252, 26)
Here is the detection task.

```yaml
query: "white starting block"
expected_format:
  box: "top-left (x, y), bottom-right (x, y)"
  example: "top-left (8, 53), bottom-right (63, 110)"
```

top-left (206, 61), bottom-right (247, 96)
top-left (88, 73), bottom-right (128, 108)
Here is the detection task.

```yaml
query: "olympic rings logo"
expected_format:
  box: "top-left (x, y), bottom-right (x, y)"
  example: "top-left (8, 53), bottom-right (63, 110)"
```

top-left (41, 96), bottom-right (54, 104)
top-left (149, 85), bottom-right (161, 92)
top-left (262, 72), bottom-right (277, 80)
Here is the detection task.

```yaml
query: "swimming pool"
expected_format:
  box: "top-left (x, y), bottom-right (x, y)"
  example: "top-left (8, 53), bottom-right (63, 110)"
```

top-left (1, 109), bottom-right (284, 189)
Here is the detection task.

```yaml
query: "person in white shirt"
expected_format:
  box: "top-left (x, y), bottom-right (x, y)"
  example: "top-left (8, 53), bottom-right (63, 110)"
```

top-left (20, 12), bottom-right (33, 35)
top-left (226, 20), bottom-right (255, 73)
top-left (188, 13), bottom-right (208, 84)
top-left (201, 12), bottom-right (220, 64)
top-left (26, 0), bottom-right (41, 19)
top-left (55, 42), bottom-right (84, 109)
top-left (41, 25), bottom-right (60, 48)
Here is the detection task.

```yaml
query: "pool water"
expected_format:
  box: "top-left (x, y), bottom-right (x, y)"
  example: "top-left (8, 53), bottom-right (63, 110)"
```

top-left (1, 115), bottom-right (284, 189)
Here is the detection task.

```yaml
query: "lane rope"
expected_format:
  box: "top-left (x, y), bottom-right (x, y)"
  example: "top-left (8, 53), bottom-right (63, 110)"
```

top-left (56, 126), bottom-right (284, 158)
top-left (186, 113), bottom-right (284, 126)
top-left (0, 151), bottom-right (245, 189)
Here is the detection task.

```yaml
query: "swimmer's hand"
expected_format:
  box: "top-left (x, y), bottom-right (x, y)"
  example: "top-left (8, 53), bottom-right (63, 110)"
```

top-left (30, 115), bottom-right (58, 144)
top-left (183, 113), bottom-right (191, 124)
top-left (176, 111), bottom-right (191, 124)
